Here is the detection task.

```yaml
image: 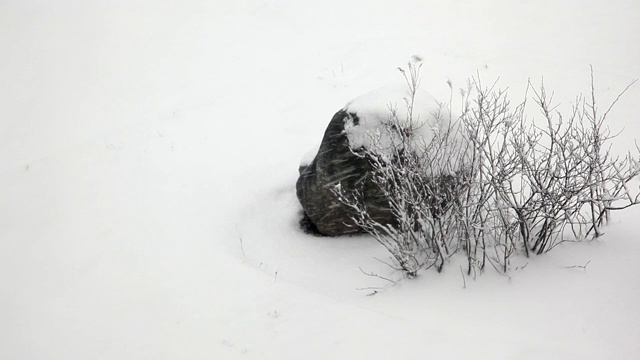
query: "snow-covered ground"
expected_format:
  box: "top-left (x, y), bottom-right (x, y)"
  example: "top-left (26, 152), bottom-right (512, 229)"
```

top-left (1, 1), bottom-right (639, 359)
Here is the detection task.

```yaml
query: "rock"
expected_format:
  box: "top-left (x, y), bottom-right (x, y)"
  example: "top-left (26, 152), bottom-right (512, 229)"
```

top-left (296, 109), bottom-right (394, 236)
top-left (297, 83), bottom-right (463, 236)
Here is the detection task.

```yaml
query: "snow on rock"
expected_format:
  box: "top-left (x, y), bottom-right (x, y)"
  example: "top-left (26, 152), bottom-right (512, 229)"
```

top-left (299, 81), bottom-right (453, 170)
top-left (344, 82), bottom-right (452, 146)
top-left (343, 80), bottom-right (463, 175)
top-left (299, 142), bottom-right (321, 169)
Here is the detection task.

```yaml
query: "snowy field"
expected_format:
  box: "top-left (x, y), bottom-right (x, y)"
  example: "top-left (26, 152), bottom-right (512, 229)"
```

top-left (1, 0), bottom-right (640, 359)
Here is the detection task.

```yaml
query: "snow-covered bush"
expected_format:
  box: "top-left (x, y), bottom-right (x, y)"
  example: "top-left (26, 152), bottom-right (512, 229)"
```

top-left (333, 59), bottom-right (640, 277)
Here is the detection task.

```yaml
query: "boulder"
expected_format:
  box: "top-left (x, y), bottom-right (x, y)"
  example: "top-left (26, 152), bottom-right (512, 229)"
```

top-left (297, 83), bottom-right (462, 236)
top-left (296, 109), bottom-right (394, 236)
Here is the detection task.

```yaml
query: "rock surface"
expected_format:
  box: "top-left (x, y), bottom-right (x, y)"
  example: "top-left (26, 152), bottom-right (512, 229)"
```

top-left (296, 109), bottom-right (394, 236)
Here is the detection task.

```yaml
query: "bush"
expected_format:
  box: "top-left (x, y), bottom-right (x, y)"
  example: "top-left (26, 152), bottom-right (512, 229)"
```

top-left (333, 60), bottom-right (640, 278)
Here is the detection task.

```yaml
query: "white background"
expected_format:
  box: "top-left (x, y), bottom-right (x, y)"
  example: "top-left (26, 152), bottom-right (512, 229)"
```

top-left (1, 1), bottom-right (639, 359)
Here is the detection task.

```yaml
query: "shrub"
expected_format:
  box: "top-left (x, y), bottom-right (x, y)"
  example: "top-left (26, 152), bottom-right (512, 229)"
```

top-left (333, 60), bottom-right (640, 277)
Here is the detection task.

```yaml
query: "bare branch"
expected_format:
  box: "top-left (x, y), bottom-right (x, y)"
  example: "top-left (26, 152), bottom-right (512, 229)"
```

top-left (359, 267), bottom-right (397, 284)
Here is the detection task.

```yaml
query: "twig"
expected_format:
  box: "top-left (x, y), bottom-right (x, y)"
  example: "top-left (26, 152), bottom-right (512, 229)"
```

top-left (236, 225), bottom-right (246, 257)
top-left (564, 260), bottom-right (591, 270)
top-left (356, 286), bottom-right (385, 293)
top-left (459, 265), bottom-right (466, 289)
top-left (359, 267), bottom-right (397, 284)
top-left (602, 78), bottom-right (638, 120)
top-left (373, 257), bottom-right (402, 271)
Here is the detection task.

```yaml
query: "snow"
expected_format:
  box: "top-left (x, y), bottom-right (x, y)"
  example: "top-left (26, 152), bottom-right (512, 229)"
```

top-left (1, 0), bottom-right (640, 359)
top-left (343, 80), bottom-right (456, 156)
top-left (299, 143), bottom-right (320, 168)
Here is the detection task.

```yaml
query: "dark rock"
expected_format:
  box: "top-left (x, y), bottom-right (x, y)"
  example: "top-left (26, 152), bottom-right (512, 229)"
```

top-left (298, 211), bottom-right (324, 236)
top-left (296, 109), bottom-right (395, 236)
